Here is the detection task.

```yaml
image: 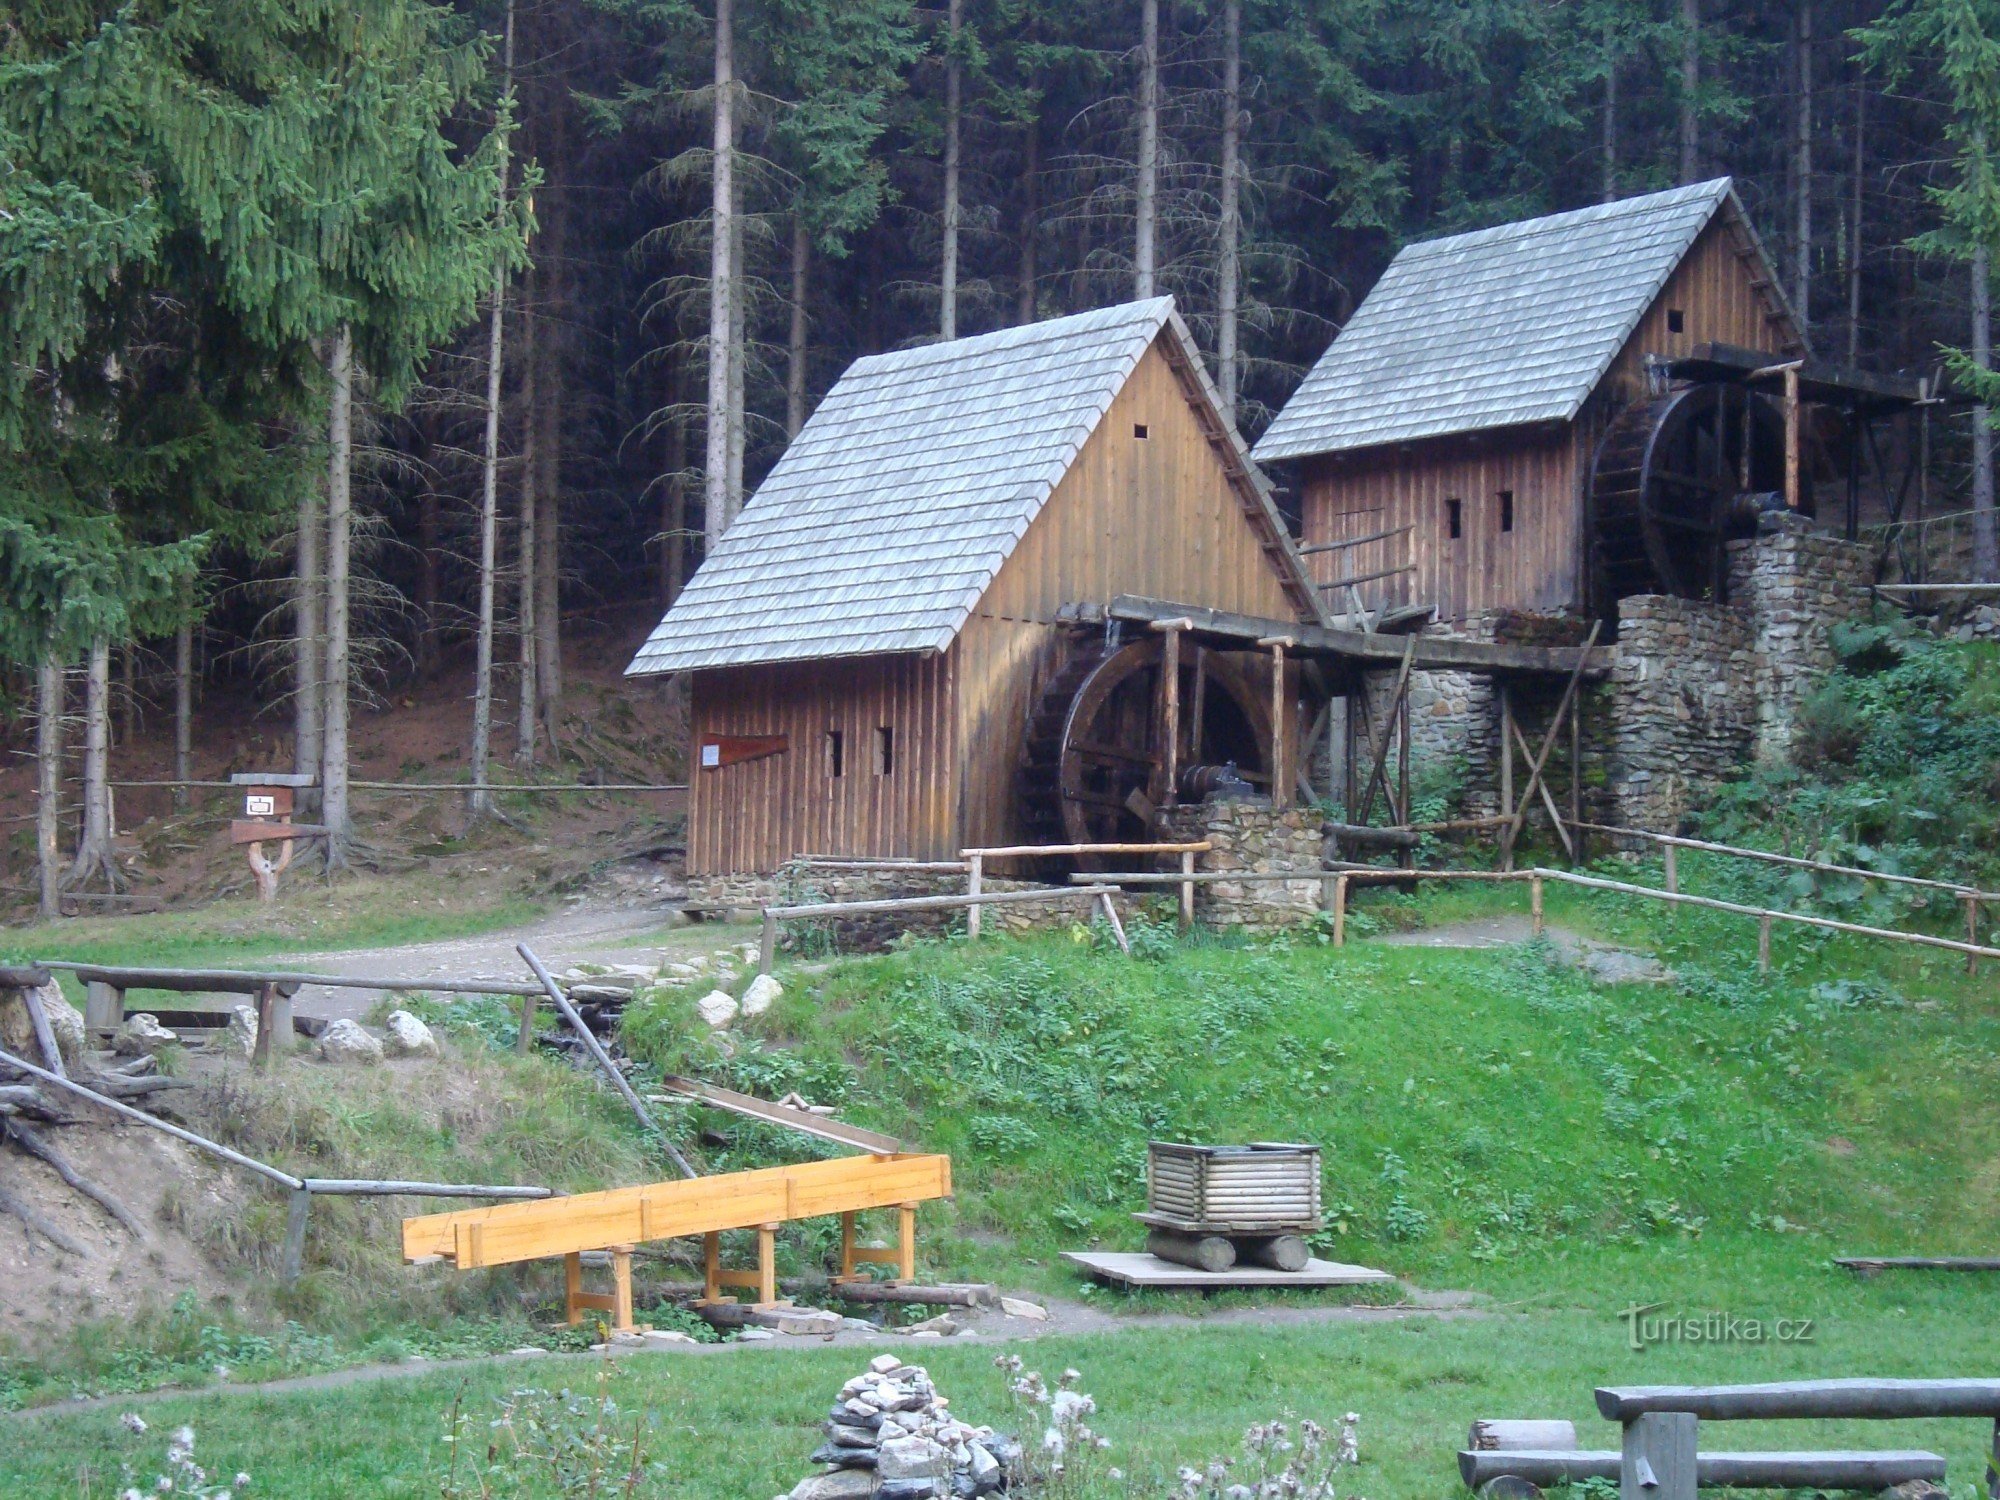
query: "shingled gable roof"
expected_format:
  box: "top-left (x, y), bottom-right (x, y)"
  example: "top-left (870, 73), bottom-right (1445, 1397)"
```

top-left (628, 297), bottom-right (1319, 676)
top-left (1252, 178), bottom-right (1796, 464)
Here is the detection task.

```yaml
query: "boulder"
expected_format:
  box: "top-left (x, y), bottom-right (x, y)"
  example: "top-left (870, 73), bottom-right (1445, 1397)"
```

top-left (789, 1471), bottom-right (874, 1500)
top-left (113, 1013), bottom-right (177, 1057)
top-left (997, 1297), bottom-right (1047, 1321)
top-left (740, 973), bottom-right (783, 1017)
top-left (384, 1010), bottom-right (440, 1059)
top-left (878, 1437), bottom-right (951, 1483)
top-left (810, 1443), bottom-right (879, 1470)
top-left (696, 990), bottom-right (739, 1028)
top-left (967, 1443), bottom-right (1002, 1495)
top-left (226, 1005), bottom-right (259, 1060)
top-left (317, 1018), bottom-right (385, 1065)
top-left (35, 983), bottom-right (88, 1064)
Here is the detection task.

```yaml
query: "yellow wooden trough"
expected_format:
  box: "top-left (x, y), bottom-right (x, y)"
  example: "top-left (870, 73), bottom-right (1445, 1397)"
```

top-left (402, 1153), bottom-right (952, 1333)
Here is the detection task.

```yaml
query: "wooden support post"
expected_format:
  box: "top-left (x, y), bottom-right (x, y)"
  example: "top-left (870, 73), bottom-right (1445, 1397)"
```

top-left (1343, 692), bottom-right (1358, 822)
top-left (85, 979), bottom-right (123, 1038)
top-left (1258, 637), bottom-right (1293, 811)
top-left (565, 1250), bottom-right (585, 1324)
top-left (1159, 622), bottom-right (1183, 806)
top-left (966, 853), bottom-right (983, 940)
top-left (839, 1211), bottom-right (857, 1280)
top-left (281, 1185), bottom-right (311, 1283)
top-left (1531, 874), bottom-right (1545, 937)
top-left (1499, 683), bottom-right (1515, 872)
top-left (897, 1202), bottom-right (918, 1282)
top-left (1509, 717), bottom-right (1577, 861)
top-left (1333, 874), bottom-right (1348, 947)
top-left (1986, 1415), bottom-right (1997, 1500)
top-left (1621, 1411), bottom-right (1698, 1500)
top-left (517, 990), bottom-right (537, 1055)
top-left (703, 1231), bottom-right (723, 1304)
top-left (1967, 895), bottom-right (1981, 977)
top-left (1178, 848), bottom-right (1196, 931)
top-left (759, 908), bottom-right (777, 976)
top-left (1096, 888), bottom-right (1131, 953)
top-left (1501, 621), bottom-right (1600, 865)
top-left (1758, 913), bottom-right (1773, 972)
top-left (1570, 680), bottom-right (1584, 865)
top-left (252, 981), bottom-right (279, 1071)
top-left (757, 1223), bottom-right (779, 1307)
top-left (1784, 365), bottom-right (1802, 510)
top-left (1190, 645), bottom-right (1208, 764)
top-left (610, 1246), bottom-right (634, 1332)
top-left (1397, 682), bottom-right (1412, 866)
top-left (1663, 841), bottom-right (1678, 894)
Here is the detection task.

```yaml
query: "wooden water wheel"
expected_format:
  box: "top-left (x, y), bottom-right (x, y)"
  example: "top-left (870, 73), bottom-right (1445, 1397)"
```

top-left (1017, 636), bottom-right (1271, 856)
top-left (1590, 382), bottom-right (1806, 606)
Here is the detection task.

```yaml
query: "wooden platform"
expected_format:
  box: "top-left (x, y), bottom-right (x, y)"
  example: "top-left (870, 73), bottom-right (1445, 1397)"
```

top-left (1063, 1250), bottom-right (1394, 1289)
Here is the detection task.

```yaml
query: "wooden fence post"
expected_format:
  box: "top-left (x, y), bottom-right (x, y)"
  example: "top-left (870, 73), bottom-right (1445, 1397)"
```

top-left (1530, 874), bottom-right (1544, 937)
top-left (1967, 895), bottom-right (1981, 977)
top-left (252, 981), bottom-right (279, 1071)
top-left (281, 1185), bottom-right (311, 1283)
top-left (759, 909), bottom-right (777, 976)
top-left (1333, 874), bottom-right (1348, 947)
top-left (1663, 841), bottom-right (1678, 895)
top-left (85, 979), bottom-right (123, 1039)
top-left (1179, 849), bottom-right (1196, 931)
top-left (517, 990), bottom-right (537, 1055)
top-left (897, 1202), bottom-right (918, 1282)
top-left (966, 853), bottom-right (984, 940)
top-left (1758, 914), bottom-right (1773, 973)
top-left (1621, 1412), bottom-right (1698, 1500)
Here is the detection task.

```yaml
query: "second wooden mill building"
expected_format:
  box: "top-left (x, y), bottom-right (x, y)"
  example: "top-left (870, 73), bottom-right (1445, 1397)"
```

top-left (627, 298), bottom-right (1322, 879)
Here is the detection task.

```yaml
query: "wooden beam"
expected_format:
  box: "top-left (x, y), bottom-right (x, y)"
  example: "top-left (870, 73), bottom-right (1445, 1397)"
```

top-left (1509, 717), bottom-right (1576, 861)
top-left (1158, 621), bottom-right (1184, 806)
top-left (1296, 523), bottom-right (1414, 555)
top-left (1258, 636), bottom-right (1293, 811)
top-left (1596, 1379), bottom-right (2000, 1423)
top-left (1784, 364), bottom-right (1801, 509)
top-left (1357, 636), bottom-right (1418, 826)
top-left (1499, 621), bottom-right (1600, 864)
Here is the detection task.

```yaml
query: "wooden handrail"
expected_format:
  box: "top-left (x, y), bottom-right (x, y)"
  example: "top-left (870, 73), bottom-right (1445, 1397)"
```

top-left (960, 841), bottom-right (1210, 859)
top-left (1596, 1378), bottom-right (2000, 1422)
top-left (1571, 822), bottom-right (1996, 902)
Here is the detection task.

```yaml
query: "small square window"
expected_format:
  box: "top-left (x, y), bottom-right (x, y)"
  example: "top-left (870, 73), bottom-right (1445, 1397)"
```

top-left (1446, 497), bottom-right (1463, 541)
top-left (1498, 489), bottom-right (1515, 533)
top-left (1133, 423), bottom-right (1150, 440)
top-left (826, 730), bottom-right (844, 778)
top-left (1667, 307), bottom-right (1685, 334)
top-left (875, 725), bottom-right (895, 776)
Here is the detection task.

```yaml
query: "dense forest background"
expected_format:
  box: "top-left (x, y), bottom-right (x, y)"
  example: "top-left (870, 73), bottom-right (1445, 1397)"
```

top-left (4, 0), bottom-right (2000, 906)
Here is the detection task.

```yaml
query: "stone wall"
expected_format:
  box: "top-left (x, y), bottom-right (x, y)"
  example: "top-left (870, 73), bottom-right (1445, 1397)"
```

top-left (1602, 593), bottom-right (1756, 828)
top-left (1727, 511), bottom-right (1872, 761)
top-left (1162, 797), bottom-right (1326, 928)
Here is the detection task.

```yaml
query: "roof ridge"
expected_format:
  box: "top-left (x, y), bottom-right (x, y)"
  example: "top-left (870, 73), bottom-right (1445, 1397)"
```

top-left (1397, 178), bottom-right (1730, 261)
top-left (846, 296), bottom-right (1174, 376)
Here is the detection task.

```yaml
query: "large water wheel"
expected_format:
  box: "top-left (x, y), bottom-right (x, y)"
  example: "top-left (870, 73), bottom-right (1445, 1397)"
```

top-left (1018, 635), bottom-right (1271, 855)
top-left (1590, 382), bottom-right (1806, 606)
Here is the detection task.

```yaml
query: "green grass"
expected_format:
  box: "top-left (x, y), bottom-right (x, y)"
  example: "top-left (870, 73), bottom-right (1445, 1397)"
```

top-left (10, 1292), bottom-right (2000, 1500)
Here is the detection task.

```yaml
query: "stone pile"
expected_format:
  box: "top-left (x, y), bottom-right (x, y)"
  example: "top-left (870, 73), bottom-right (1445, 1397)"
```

top-left (784, 1353), bottom-right (1020, 1500)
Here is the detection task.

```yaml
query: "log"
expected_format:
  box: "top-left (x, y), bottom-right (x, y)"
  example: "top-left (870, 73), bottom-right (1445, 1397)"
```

top-left (1145, 1228), bottom-right (1236, 1273)
top-left (1235, 1233), bottom-right (1310, 1272)
top-left (1834, 1256), bottom-right (2000, 1274)
top-left (643, 1278), bottom-right (996, 1307)
top-left (2, 1120), bottom-right (145, 1237)
top-left (1324, 822), bottom-right (1422, 849)
top-left (0, 1182), bottom-right (88, 1254)
top-left (1471, 1421), bottom-right (1580, 1452)
top-left (1459, 1451), bottom-right (1948, 1491)
top-left (0, 1085), bottom-right (45, 1115)
top-left (1595, 1379), bottom-right (2000, 1422)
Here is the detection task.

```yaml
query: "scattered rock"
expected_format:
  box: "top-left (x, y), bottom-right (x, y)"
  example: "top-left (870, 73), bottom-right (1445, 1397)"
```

top-left (1577, 942), bottom-right (1673, 986)
top-left (900, 1314), bottom-right (962, 1337)
top-left (508, 1347), bottom-right (543, 1357)
top-left (696, 990), bottom-right (739, 1029)
top-left (789, 1471), bottom-right (875, 1500)
top-left (384, 1010), bottom-right (440, 1058)
top-left (736, 1327), bottom-right (776, 1342)
top-left (997, 1297), bottom-right (1047, 1321)
top-left (777, 1310), bottom-right (843, 1336)
top-left (226, 1005), bottom-right (259, 1060)
top-left (317, 1018), bottom-right (385, 1065)
top-left (740, 973), bottom-right (783, 1017)
top-left (640, 1329), bottom-right (697, 1347)
top-left (878, 1437), bottom-right (951, 1482)
top-left (113, 1013), bottom-right (177, 1057)
top-left (869, 1353), bottom-right (903, 1374)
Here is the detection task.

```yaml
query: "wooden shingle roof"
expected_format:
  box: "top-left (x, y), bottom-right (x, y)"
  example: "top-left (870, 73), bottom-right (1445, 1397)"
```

top-left (1253, 179), bottom-right (1786, 464)
top-left (629, 297), bottom-right (1312, 675)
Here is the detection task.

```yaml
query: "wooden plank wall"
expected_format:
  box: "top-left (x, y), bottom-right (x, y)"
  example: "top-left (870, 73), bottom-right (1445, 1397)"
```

top-left (687, 653), bottom-right (958, 873)
top-left (955, 338), bottom-right (1304, 849)
top-left (1298, 429), bottom-right (1575, 623)
top-left (1299, 210), bottom-right (1802, 626)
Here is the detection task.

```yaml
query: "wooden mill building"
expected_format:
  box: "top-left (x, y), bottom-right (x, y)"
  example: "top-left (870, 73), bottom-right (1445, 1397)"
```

top-left (1252, 177), bottom-right (1808, 624)
top-left (627, 298), bottom-right (1324, 876)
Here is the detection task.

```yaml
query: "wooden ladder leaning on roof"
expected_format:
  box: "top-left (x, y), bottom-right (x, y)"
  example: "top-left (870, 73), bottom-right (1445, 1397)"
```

top-left (401, 1153), bottom-right (952, 1332)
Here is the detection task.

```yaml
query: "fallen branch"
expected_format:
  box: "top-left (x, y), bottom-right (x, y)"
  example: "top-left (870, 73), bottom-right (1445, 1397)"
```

top-left (3, 1120), bottom-right (145, 1238)
top-left (0, 1181), bottom-right (87, 1254)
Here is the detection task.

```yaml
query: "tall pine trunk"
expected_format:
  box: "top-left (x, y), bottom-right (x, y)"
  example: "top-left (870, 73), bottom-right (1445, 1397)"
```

top-left (1679, 0), bottom-right (1700, 182)
top-left (68, 638), bottom-right (117, 891)
top-left (534, 350), bottom-right (562, 736)
top-left (727, 177), bottom-right (746, 514)
top-left (941, 0), bottom-right (963, 339)
top-left (1217, 0), bottom-right (1241, 424)
top-left (1602, 20), bottom-right (1618, 204)
top-left (1794, 0), bottom-right (1813, 328)
top-left (322, 324), bottom-right (354, 868)
top-left (470, 0), bottom-right (516, 818)
top-left (173, 614), bottom-right (192, 811)
top-left (1974, 242), bottom-right (1998, 581)
top-left (1017, 113), bottom-right (1040, 324)
top-left (516, 287), bottom-right (539, 768)
top-left (706, 0), bottom-right (736, 549)
top-left (294, 419), bottom-right (323, 786)
top-left (36, 653), bottom-right (63, 921)
top-left (1848, 76), bottom-right (1864, 364)
top-left (789, 215), bottom-right (810, 437)
top-left (416, 479), bottom-right (440, 680)
top-left (1134, 0), bottom-right (1159, 297)
top-left (664, 357), bottom-right (690, 607)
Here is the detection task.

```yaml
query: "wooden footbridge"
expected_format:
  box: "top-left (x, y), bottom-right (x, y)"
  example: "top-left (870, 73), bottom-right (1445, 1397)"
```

top-left (401, 1152), bottom-right (952, 1333)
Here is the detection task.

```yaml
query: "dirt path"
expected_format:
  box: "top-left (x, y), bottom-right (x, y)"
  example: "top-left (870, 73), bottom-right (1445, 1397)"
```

top-left (11, 1288), bottom-right (1490, 1419)
top-left (284, 900), bottom-right (750, 1023)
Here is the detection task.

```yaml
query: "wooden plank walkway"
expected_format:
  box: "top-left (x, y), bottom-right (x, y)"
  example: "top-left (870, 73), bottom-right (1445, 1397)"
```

top-left (1062, 1250), bottom-right (1392, 1288)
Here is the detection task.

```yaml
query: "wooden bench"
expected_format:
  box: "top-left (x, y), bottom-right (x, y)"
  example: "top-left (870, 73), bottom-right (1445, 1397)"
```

top-left (67, 965), bottom-right (305, 1064)
top-left (1464, 1380), bottom-right (2000, 1500)
top-left (401, 1152), bottom-right (952, 1333)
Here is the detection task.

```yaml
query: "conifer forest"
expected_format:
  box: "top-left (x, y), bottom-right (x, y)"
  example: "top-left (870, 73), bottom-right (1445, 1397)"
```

top-left (4, 0), bottom-right (2000, 903)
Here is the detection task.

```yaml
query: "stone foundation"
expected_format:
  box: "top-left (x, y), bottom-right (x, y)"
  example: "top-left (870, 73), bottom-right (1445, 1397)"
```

top-left (1163, 797), bottom-right (1326, 929)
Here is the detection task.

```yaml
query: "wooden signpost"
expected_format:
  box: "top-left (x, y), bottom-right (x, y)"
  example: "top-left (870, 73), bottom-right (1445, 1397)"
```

top-left (227, 772), bottom-right (323, 901)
